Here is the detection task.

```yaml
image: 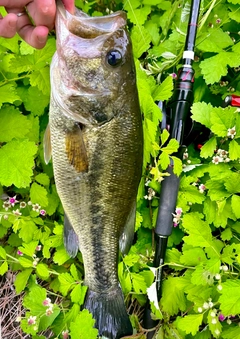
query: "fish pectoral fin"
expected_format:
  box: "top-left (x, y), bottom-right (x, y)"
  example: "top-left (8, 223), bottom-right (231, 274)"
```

top-left (119, 202), bottom-right (136, 255)
top-left (64, 213), bottom-right (79, 258)
top-left (43, 124), bottom-right (52, 164)
top-left (65, 123), bottom-right (88, 173)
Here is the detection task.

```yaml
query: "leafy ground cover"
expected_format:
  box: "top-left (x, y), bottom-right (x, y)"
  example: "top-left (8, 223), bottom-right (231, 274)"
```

top-left (0, 0), bottom-right (240, 338)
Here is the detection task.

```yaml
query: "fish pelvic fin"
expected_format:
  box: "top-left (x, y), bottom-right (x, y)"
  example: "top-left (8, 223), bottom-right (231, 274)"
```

top-left (84, 287), bottom-right (132, 339)
top-left (43, 124), bottom-right (52, 164)
top-left (64, 213), bottom-right (79, 258)
top-left (65, 123), bottom-right (88, 173)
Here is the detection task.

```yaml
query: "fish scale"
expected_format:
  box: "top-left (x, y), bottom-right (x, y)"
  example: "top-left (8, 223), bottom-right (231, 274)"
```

top-left (46, 1), bottom-right (143, 338)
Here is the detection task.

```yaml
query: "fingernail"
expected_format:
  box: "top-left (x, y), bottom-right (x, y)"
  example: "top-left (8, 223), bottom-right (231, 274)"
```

top-left (9, 20), bottom-right (16, 28)
top-left (37, 35), bottom-right (46, 43)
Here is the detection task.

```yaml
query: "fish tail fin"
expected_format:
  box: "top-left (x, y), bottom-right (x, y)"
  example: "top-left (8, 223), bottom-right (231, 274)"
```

top-left (84, 287), bottom-right (132, 339)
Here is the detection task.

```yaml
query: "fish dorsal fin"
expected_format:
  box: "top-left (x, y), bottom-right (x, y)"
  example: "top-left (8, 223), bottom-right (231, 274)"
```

top-left (43, 124), bottom-right (52, 164)
top-left (65, 124), bottom-right (88, 173)
top-left (64, 213), bottom-right (79, 258)
top-left (119, 202), bottom-right (136, 255)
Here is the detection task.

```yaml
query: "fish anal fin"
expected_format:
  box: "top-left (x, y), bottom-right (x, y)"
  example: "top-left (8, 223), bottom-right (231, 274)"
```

top-left (65, 124), bottom-right (88, 173)
top-left (64, 213), bottom-right (79, 258)
top-left (119, 202), bottom-right (136, 255)
top-left (43, 124), bottom-right (52, 164)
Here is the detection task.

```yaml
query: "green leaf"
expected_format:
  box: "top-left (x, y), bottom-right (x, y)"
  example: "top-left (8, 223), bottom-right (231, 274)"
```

top-left (19, 240), bottom-right (39, 256)
top-left (161, 277), bottom-right (187, 315)
top-left (14, 268), bottom-right (32, 294)
top-left (182, 213), bottom-right (214, 248)
top-left (0, 140), bottom-right (37, 188)
top-left (0, 84), bottom-right (21, 107)
top-left (159, 151), bottom-right (170, 169)
top-left (222, 325), bottom-right (240, 339)
top-left (229, 139), bottom-right (240, 160)
top-left (23, 285), bottom-right (46, 313)
top-left (35, 173), bottom-right (50, 187)
top-left (171, 156), bottom-right (182, 176)
top-left (161, 138), bottom-right (179, 154)
top-left (19, 222), bottom-right (38, 243)
top-left (70, 310), bottom-right (98, 339)
top-left (219, 279), bottom-right (240, 316)
top-left (200, 51), bottom-right (240, 84)
top-left (191, 102), bottom-right (212, 129)
top-left (0, 261), bottom-right (8, 275)
top-left (36, 263), bottom-right (50, 280)
top-left (210, 107), bottom-right (235, 137)
top-left (161, 129), bottom-right (170, 145)
top-left (70, 284), bottom-right (88, 305)
top-left (0, 246), bottom-right (6, 259)
top-left (132, 272), bottom-right (147, 294)
top-left (20, 40), bottom-right (35, 55)
top-left (200, 137), bottom-right (217, 158)
top-left (152, 76), bottom-right (173, 101)
top-left (39, 305), bottom-right (60, 331)
top-left (58, 272), bottom-right (75, 296)
top-left (70, 263), bottom-right (80, 280)
top-left (177, 314), bottom-right (203, 336)
top-left (23, 86), bottom-right (49, 116)
top-left (19, 257), bottom-right (33, 268)
top-left (29, 68), bottom-right (50, 96)
top-left (30, 182), bottom-right (48, 207)
top-left (131, 25), bottom-right (151, 58)
top-left (0, 106), bottom-right (32, 142)
top-left (53, 245), bottom-right (70, 265)
top-left (124, 1), bottom-right (151, 25)
top-left (180, 247), bottom-right (206, 266)
top-left (232, 195), bottom-right (240, 218)
top-left (197, 29), bottom-right (233, 52)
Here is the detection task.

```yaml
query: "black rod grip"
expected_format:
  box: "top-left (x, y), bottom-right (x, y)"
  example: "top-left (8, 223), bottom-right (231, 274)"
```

top-left (155, 165), bottom-right (180, 237)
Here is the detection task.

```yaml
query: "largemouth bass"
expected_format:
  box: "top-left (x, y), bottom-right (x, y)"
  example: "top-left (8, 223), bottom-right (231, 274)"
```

top-left (44, 1), bottom-right (143, 338)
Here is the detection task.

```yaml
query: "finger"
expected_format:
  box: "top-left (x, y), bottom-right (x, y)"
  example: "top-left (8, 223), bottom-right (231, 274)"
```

top-left (62, 0), bottom-right (75, 14)
top-left (0, 13), bottom-right (17, 38)
top-left (17, 13), bottom-right (49, 49)
top-left (2, 0), bottom-right (32, 8)
top-left (27, 0), bottom-right (56, 30)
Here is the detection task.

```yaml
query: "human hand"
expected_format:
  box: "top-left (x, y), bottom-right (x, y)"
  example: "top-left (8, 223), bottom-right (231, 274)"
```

top-left (0, 0), bottom-right (75, 49)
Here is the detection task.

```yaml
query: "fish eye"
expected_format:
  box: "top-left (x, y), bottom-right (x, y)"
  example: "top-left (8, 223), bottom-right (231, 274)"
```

top-left (106, 50), bottom-right (122, 67)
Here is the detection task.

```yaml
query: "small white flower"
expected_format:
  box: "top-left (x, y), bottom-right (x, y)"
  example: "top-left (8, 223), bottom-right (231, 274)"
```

top-left (217, 284), bottom-right (223, 291)
top-left (210, 311), bottom-right (216, 317)
top-left (12, 209), bottom-right (22, 216)
top-left (215, 273), bottom-right (221, 280)
top-left (203, 302), bottom-right (209, 309)
top-left (227, 126), bottom-right (236, 139)
top-left (227, 319), bottom-right (232, 325)
top-left (27, 315), bottom-right (37, 325)
top-left (199, 184), bottom-right (206, 193)
top-left (212, 318), bottom-right (217, 324)
top-left (212, 156), bottom-right (223, 165)
top-left (215, 329), bottom-right (220, 336)
top-left (198, 307), bottom-right (203, 313)
top-left (222, 265), bottom-right (228, 272)
top-left (209, 301), bottom-right (214, 308)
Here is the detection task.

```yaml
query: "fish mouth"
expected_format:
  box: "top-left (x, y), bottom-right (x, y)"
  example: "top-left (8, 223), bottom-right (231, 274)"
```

top-left (56, 0), bottom-right (126, 39)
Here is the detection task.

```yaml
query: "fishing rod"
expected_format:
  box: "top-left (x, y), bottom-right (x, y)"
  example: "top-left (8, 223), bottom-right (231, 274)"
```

top-left (143, 0), bottom-right (201, 337)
